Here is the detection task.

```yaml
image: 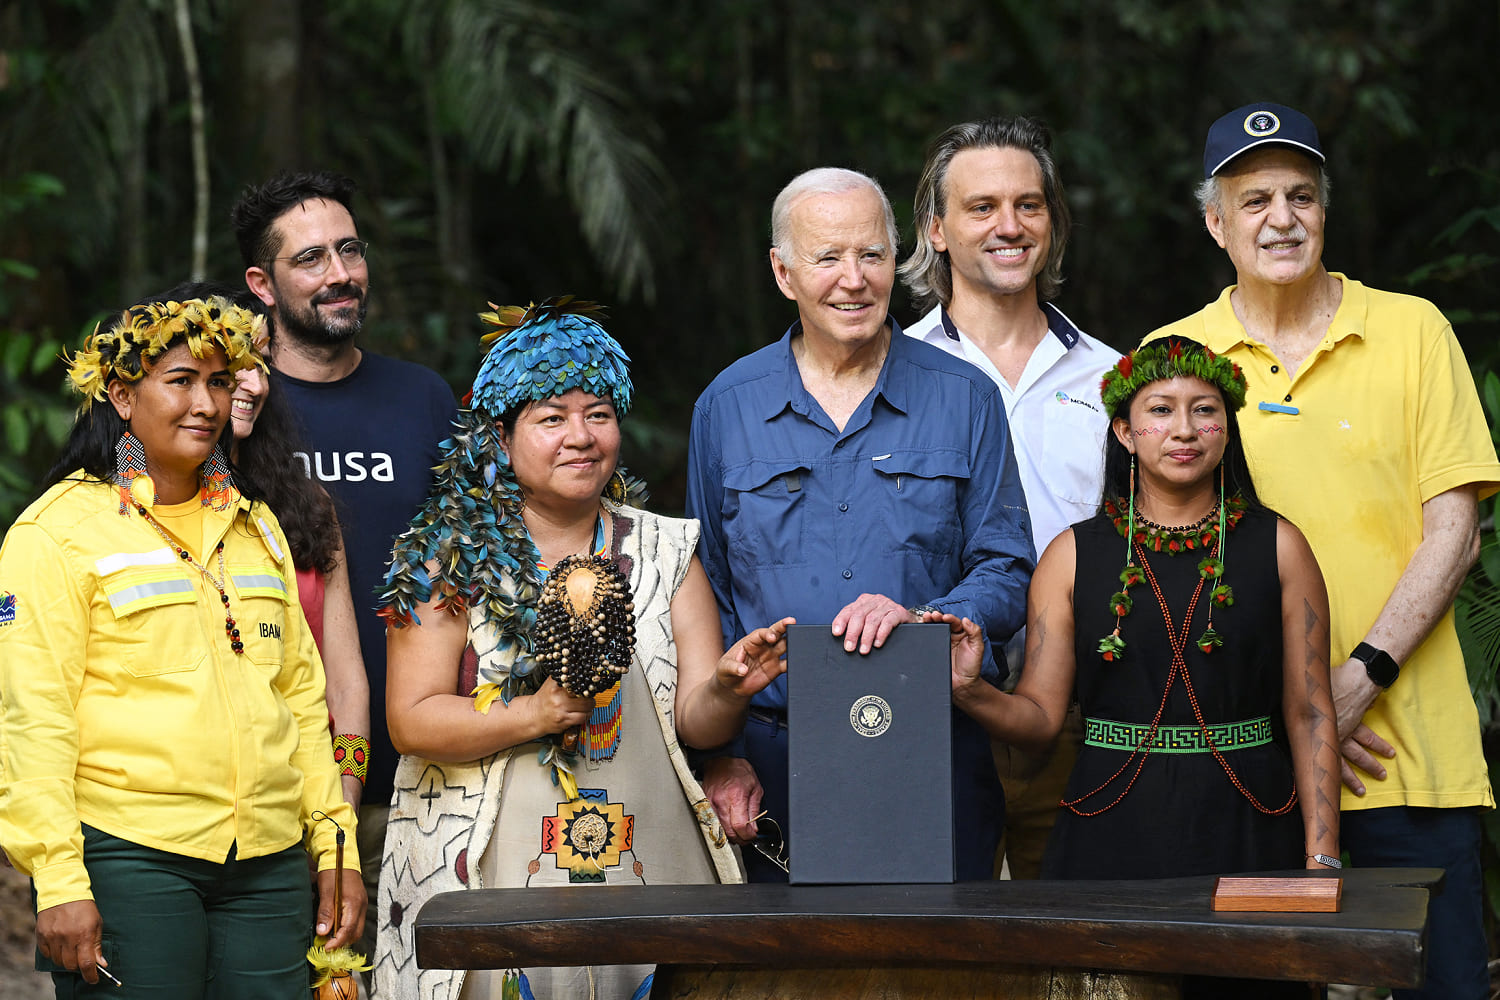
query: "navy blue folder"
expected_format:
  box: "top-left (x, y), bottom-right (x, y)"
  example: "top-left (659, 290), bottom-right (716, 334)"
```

top-left (787, 623), bottom-right (955, 884)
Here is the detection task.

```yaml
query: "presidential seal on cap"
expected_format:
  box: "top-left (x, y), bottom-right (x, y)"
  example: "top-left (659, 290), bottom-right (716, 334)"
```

top-left (1203, 102), bottom-right (1324, 178)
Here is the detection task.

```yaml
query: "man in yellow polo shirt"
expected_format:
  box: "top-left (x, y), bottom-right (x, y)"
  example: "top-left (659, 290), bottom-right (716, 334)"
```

top-left (1147, 101), bottom-right (1500, 1000)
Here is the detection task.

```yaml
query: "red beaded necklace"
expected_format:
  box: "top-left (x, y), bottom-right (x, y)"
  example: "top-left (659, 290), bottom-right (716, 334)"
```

top-left (1097, 484), bottom-right (1246, 662)
top-left (136, 504), bottom-right (245, 655)
top-left (1063, 533), bottom-right (1296, 818)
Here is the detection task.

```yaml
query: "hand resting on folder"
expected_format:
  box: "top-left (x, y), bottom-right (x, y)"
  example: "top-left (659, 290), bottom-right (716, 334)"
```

top-left (832, 592), bottom-right (924, 654)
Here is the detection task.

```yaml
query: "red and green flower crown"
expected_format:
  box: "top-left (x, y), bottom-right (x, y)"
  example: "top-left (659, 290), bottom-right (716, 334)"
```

top-left (1100, 338), bottom-right (1247, 418)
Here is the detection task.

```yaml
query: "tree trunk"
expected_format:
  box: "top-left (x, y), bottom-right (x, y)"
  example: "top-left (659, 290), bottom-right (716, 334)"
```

top-left (733, 4), bottom-right (764, 358)
top-left (226, 0), bottom-right (303, 177)
top-left (173, 0), bottom-right (209, 279)
top-left (118, 102), bottom-right (149, 300)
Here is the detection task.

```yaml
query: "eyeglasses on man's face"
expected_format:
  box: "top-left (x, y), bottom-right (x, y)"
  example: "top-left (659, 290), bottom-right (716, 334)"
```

top-left (272, 239), bottom-right (369, 276)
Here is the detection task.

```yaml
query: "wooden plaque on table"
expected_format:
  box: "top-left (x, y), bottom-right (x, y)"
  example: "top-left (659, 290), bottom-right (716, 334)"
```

top-left (1212, 876), bottom-right (1343, 912)
top-left (787, 623), bottom-right (954, 884)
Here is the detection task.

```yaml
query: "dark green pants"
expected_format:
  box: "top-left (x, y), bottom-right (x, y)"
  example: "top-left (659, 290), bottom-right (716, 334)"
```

top-left (47, 825), bottom-right (311, 999)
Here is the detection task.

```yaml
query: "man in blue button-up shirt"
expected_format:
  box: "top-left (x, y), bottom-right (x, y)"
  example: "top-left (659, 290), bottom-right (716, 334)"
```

top-left (685, 167), bottom-right (1035, 881)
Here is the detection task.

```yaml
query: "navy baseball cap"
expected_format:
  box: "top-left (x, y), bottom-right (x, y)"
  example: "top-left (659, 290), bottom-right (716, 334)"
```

top-left (1203, 103), bottom-right (1324, 178)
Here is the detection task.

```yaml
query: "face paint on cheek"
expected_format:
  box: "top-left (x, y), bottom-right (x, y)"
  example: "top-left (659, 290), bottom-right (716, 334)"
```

top-left (1132, 426), bottom-right (1166, 437)
top-left (1198, 424), bottom-right (1226, 436)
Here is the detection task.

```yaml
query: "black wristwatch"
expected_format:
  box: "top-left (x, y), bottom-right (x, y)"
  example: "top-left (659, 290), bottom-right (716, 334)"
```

top-left (909, 604), bottom-right (943, 620)
top-left (1351, 642), bottom-right (1400, 688)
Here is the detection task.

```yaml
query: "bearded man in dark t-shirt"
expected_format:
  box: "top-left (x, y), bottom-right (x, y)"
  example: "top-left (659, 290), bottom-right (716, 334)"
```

top-left (233, 171), bottom-right (454, 987)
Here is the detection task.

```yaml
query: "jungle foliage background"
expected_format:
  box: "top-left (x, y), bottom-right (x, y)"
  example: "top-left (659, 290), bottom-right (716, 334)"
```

top-left (2, 0), bottom-right (1498, 508)
top-left (2, 0), bottom-right (1500, 950)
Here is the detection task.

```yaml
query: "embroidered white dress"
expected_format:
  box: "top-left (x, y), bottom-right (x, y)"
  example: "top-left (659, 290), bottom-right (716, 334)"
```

top-left (375, 506), bottom-right (742, 1000)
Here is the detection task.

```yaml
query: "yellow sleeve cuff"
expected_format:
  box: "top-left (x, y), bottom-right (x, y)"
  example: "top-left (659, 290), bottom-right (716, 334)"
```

top-left (32, 860), bottom-right (93, 913)
top-left (309, 803), bottom-right (362, 873)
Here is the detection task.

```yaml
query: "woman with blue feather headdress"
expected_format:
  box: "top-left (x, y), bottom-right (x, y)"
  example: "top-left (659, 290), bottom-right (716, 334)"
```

top-left (373, 298), bottom-right (791, 1000)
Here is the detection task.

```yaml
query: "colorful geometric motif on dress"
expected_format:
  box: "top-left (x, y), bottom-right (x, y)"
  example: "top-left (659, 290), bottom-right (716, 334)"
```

top-left (538, 788), bottom-right (637, 883)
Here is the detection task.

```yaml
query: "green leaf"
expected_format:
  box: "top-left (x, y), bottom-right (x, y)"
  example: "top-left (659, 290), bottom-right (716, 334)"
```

top-left (1483, 372), bottom-right (1500, 426)
top-left (0, 259), bottom-right (40, 280)
top-left (32, 337), bottom-right (65, 378)
top-left (0, 461), bottom-right (26, 490)
top-left (2, 332), bottom-right (34, 376)
top-left (1481, 539), bottom-right (1500, 589)
top-left (18, 172), bottom-right (66, 199)
top-left (1457, 569), bottom-right (1500, 727)
top-left (3, 405), bottom-right (31, 455)
top-left (44, 405), bottom-right (76, 445)
top-left (1433, 204), bottom-right (1500, 246)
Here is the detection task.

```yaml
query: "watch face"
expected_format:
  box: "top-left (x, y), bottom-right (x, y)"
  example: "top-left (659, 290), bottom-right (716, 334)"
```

top-left (1357, 644), bottom-right (1399, 687)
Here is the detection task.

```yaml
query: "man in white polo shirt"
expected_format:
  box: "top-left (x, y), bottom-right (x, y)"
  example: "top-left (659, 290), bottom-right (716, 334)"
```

top-left (900, 115), bottom-right (1118, 878)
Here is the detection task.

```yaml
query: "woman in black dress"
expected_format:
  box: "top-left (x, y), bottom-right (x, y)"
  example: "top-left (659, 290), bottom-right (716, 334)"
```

top-left (942, 337), bottom-right (1340, 997)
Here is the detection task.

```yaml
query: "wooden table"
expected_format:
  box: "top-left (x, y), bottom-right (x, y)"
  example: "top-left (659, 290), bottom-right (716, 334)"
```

top-left (415, 868), bottom-right (1440, 998)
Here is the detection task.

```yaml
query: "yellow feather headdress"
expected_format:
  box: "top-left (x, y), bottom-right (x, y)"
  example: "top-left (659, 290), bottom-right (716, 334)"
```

top-left (66, 296), bottom-right (266, 409)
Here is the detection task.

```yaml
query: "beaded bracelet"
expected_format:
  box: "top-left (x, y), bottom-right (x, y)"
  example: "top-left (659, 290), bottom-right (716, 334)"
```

top-left (332, 733), bottom-right (370, 784)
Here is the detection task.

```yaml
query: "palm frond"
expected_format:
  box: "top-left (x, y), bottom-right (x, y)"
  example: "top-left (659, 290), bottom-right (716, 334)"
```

top-left (561, 102), bottom-right (664, 300)
top-left (428, 0), bottom-right (667, 300)
top-left (0, 1), bottom-right (170, 269)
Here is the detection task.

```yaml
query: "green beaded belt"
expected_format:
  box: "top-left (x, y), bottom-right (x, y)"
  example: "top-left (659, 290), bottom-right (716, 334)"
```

top-left (1084, 716), bottom-right (1273, 754)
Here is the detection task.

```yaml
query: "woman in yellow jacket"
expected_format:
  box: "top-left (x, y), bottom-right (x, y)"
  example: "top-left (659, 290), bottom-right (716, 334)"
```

top-left (0, 294), bottom-right (364, 997)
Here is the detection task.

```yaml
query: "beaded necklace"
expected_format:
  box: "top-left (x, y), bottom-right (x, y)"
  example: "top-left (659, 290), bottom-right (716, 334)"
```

top-left (135, 503), bottom-right (244, 655)
top-left (1063, 525), bottom-right (1296, 818)
top-left (1097, 490), bottom-right (1246, 661)
top-left (531, 511), bottom-right (635, 763)
top-left (1135, 505), bottom-right (1217, 536)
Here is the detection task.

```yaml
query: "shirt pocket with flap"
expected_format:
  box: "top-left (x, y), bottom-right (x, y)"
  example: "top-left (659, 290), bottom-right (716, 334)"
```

top-left (227, 560), bottom-right (295, 669)
top-left (1040, 397), bottom-right (1109, 508)
top-left (96, 548), bottom-right (209, 677)
top-left (869, 448), bottom-right (968, 557)
top-left (722, 459), bottom-right (812, 568)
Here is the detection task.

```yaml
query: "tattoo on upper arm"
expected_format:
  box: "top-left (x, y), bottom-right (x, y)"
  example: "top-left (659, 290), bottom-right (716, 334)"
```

top-left (1299, 597), bottom-right (1339, 825)
top-left (1301, 599), bottom-right (1330, 718)
top-left (1303, 598), bottom-right (1325, 667)
top-left (1027, 605), bottom-right (1048, 660)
